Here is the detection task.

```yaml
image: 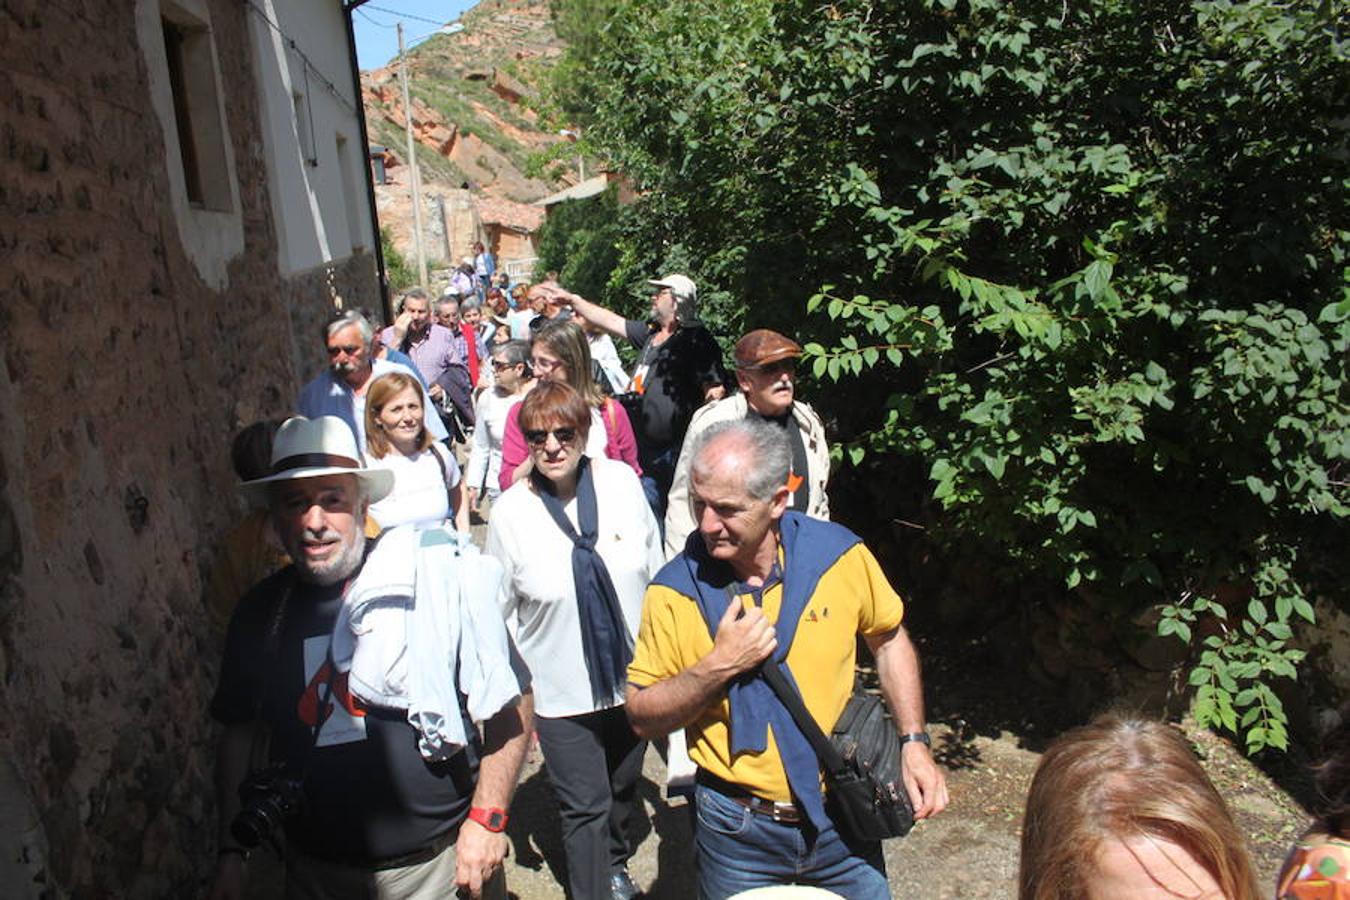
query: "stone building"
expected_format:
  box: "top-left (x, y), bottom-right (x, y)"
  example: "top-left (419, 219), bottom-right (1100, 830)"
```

top-left (0, 0), bottom-right (381, 895)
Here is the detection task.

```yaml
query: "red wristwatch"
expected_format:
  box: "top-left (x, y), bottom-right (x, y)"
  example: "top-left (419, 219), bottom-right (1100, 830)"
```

top-left (467, 806), bottom-right (509, 832)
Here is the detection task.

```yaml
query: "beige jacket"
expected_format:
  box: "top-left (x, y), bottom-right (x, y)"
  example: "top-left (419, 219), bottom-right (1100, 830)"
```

top-left (663, 393), bottom-right (831, 559)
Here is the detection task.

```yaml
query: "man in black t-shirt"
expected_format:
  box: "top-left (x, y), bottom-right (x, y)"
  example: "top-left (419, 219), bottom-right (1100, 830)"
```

top-left (208, 416), bottom-right (532, 900)
top-left (533, 274), bottom-right (730, 520)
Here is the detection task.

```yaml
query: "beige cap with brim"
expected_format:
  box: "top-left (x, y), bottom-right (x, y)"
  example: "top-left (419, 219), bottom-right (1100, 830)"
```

top-left (238, 416), bottom-right (394, 507)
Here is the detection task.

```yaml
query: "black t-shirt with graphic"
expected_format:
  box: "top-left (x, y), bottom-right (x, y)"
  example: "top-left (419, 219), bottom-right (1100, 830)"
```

top-left (624, 319), bottom-right (729, 457)
top-left (211, 568), bottom-right (484, 863)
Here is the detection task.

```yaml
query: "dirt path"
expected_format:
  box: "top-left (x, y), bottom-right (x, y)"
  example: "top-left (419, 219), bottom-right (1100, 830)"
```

top-left (496, 718), bottom-right (1305, 899)
top-left (492, 627), bottom-right (1310, 899)
top-left (467, 483), bottom-right (1311, 897)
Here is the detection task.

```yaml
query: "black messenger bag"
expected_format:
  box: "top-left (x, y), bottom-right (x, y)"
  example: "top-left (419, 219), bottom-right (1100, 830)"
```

top-left (760, 662), bottom-right (916, 841)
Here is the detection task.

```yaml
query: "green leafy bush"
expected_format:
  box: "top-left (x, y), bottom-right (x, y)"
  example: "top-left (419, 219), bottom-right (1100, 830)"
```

top-left (550, 0), bottom-right (1349, 752)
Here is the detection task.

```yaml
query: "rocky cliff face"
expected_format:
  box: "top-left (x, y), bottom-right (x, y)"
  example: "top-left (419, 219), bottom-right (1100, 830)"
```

top-left (361, 0), bottom-right (574, 262)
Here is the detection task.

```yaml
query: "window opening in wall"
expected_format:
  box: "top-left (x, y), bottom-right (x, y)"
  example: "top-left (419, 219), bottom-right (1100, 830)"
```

top-left (159, 6), bottom-right (232, 212)
top-left (163, 21), bottom-right (203, 204)
top-left (293, 89), bottom-right (317, 167)
top-left (335, 133), bottom-right (366, 253)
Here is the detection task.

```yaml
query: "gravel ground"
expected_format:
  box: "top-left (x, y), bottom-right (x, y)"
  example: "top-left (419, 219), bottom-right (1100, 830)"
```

top-left (465, 489), bottom-right (1310, 899)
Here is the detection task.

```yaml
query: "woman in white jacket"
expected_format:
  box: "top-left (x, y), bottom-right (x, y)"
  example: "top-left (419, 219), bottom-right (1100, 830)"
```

top-left (485, 381), bottom-right (662, 900)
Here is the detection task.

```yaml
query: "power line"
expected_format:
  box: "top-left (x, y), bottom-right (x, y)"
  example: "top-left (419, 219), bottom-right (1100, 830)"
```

top-left (244, 1), bottom-right (359, 116)
top-left (356, 8), bottom-right (398, 29)
top-left (363, 4), bottom-right (454, 28)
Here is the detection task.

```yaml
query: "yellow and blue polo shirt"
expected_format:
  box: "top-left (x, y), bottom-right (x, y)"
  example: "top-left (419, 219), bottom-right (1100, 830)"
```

top-left (627, 521), bottom-right (903, 804)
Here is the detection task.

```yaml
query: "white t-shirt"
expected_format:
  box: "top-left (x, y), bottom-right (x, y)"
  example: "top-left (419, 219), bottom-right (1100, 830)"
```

top-left (484, 457), bottom-right (663, 718)
top-left (464, 389), bottom-right (521, 494)
top-left (366, 443), bottom-right (461, 529)
top-left (588, 333), bottom-right (629, 395)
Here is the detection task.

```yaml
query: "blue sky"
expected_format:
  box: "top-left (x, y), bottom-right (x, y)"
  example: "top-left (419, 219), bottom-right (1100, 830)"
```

top-left (351, 1), bottom-right (476, 70)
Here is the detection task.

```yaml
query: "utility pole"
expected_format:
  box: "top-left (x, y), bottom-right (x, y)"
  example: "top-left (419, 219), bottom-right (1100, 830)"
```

top-left (560, 128), bottom-right (584, 183)
top-left (397, 22), bottom-right (428, 289)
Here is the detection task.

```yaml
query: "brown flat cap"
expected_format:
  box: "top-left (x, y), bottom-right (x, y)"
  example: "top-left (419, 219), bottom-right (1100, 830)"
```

top-left (734, 329), bottom-right (802, 369)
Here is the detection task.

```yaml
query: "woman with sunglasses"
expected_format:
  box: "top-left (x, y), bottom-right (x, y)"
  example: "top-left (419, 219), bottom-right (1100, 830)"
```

top-left (486, 381), bottom-right (662, 900)
top-left (465, 340), bottom-right (534, 509)
top-left (362, 371), bottom-right (469, 532)
top-left (497, 318), bottom-right (641, 492)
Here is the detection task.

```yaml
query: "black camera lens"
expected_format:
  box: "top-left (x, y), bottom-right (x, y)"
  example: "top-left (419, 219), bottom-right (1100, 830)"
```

top-left (231, 766), bottom-right (304, 851)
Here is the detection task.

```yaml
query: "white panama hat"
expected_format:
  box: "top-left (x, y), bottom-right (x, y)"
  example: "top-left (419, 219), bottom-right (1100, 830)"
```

top-left (238, 416), bottom-right (394, 506)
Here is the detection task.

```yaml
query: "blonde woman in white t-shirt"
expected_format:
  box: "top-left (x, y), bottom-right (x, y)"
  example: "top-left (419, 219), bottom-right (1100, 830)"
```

top-left (363, 371), bottom-right (468, 531)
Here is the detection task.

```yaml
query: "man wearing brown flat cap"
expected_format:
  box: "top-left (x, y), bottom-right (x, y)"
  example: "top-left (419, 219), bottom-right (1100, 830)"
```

top-left (662, 329), bottom-right (830, 559)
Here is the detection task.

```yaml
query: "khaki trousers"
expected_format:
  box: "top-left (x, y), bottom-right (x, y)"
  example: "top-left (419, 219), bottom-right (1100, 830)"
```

top-left (285, 842), bottom-right (507, 900)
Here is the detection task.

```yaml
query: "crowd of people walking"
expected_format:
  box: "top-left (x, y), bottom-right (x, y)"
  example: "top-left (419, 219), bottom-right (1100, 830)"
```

top-left (205, 268), bottom-right (1347, 900)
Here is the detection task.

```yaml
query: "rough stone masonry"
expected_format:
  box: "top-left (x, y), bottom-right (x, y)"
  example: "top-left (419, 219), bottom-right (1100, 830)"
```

top-left (0, 1), bottom-right (380, 895)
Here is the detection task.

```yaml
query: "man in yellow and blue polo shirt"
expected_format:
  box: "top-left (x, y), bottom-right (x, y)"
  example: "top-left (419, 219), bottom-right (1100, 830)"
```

top-left (626, 418), bottom-right (948, 899)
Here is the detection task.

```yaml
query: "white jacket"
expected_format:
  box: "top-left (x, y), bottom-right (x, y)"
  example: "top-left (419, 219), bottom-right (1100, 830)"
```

top-left (332, 525), bottom-right (520, 761)
top-left (663, 393), bottom-right (831, 559)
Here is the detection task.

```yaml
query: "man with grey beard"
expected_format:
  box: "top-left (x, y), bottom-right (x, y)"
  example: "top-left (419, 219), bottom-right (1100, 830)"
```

top-left (208, 416), bottom-right (532, 899)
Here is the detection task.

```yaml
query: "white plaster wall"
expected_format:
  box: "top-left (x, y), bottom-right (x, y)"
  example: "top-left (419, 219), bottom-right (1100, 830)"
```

top-left (248, 0), bottom-right (374, 276)
top-left (134, 0), bottom-right (245, 290)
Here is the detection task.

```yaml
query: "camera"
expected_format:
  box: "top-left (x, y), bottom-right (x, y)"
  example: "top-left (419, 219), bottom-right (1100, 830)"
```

top-left (231, 765), bottom-right (305, 850)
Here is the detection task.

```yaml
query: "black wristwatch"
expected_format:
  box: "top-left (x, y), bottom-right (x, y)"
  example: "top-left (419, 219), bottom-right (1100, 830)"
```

top-left (898, 732), bottom-right (931, 747)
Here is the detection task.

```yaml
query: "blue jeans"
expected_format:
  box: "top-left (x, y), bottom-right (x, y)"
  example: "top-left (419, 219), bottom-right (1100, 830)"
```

top-left (639, 445), bottom-right (678, 530)
top-left (694, 783), bottom-right (889, 900)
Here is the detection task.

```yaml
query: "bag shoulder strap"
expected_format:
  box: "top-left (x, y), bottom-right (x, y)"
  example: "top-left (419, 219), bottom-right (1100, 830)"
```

top-left (759, 660), bottom-right (850, 778)
top-left (603, 397), bottom-right (617, 432)
top-left (428, 442), bottom-right (455, 515)
top-left (721, 583), bottom-right (849, 777)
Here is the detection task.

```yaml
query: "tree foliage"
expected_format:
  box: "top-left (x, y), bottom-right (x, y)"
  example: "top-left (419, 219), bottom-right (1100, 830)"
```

top-left (534, 186), bottom-right (625, 307)
top-left (381, 227), bottom-right (416, 294)
top-left (549, 0), bottom-right (1350, 752)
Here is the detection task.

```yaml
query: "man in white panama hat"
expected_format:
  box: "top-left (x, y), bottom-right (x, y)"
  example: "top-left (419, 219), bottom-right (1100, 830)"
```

top-left (207, 416), bottom-right (532, 900)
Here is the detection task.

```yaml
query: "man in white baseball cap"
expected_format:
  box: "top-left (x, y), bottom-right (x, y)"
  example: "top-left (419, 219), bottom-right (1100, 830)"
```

top-left (209, 416), bottom-right (532, 900)
top-left (532, 273), bottom-right (730, 523)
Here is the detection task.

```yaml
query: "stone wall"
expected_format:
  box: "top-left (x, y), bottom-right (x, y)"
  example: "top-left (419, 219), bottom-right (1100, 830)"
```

top-left (0, 1), bottom-right (378, 896)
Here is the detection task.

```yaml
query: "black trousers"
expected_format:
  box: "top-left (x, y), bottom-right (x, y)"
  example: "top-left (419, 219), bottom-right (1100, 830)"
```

top-left (535, 705), bottom-right (647, 900)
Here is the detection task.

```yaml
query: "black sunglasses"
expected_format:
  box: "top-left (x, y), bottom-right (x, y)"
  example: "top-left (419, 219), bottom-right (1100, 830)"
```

top-left (524, 427), bottom-right (578, 447)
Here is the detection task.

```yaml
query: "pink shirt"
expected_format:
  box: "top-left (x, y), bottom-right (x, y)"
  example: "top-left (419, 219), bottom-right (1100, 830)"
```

top-left (498, 397), bottom-right (642, 492)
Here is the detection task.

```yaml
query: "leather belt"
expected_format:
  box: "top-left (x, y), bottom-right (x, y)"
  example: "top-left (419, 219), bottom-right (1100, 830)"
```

top-left (696, 770), bottom-right (803, 825)
top-left (371, 828), bottom-right (456, 871)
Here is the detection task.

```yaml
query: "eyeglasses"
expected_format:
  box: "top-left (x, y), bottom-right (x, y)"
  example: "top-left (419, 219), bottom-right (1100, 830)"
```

top-left (491, 360), bottom-right (518, 371)
top-left (523, 427), bottom-right (578, 447)
top-left (327, 344), bottom-right (364, 356)
top-left (531, 357), bottom-right (563, 372)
